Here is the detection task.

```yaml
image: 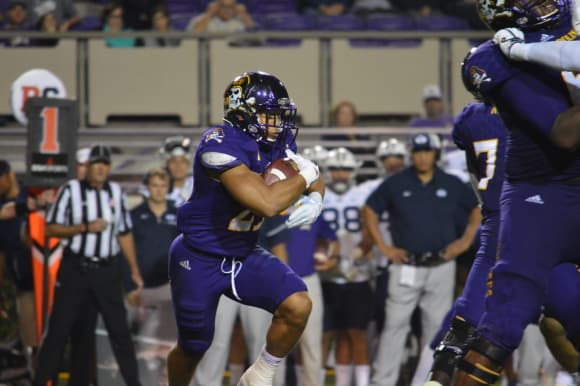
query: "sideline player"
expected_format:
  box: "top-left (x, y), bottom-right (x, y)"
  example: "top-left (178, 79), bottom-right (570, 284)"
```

top-left (423, 101), bottom-right (506, 386)
top-left (166, 71), bottom-right (325, 386)
top-left (320, 147), bottom-right (376, 386)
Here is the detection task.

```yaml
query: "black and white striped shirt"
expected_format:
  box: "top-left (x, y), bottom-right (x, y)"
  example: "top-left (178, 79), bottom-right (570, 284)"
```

top-left (47, 179), bottom-right (132, 259)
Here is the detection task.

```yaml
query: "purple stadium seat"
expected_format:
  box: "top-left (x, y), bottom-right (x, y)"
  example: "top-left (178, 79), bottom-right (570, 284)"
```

top-left (167, 2), bottom-right (197, 15)
top-left (250, 1), bottom-right (297, 15)
top-left (352, 15), bottom-right (419, 48)
top-left (262, 13), bottom-right (315, 46)
top-left (72, 16), bottom-right (102, 31)
top-left (264, 13), bottom-right (315, 30)
top-left (416, 15), bottom-right (469, 30)
top-left (316, 15), bottom-right (365, 30)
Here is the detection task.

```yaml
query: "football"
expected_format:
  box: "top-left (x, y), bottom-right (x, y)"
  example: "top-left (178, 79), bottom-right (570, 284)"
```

top-left (262, 158), bottom-right (299, 185)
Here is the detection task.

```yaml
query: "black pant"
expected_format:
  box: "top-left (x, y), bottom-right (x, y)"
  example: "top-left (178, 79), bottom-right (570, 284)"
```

top-left (33, 252), bottom-right (140, 386)
top-left (69, 301), bottom-right (98, 386)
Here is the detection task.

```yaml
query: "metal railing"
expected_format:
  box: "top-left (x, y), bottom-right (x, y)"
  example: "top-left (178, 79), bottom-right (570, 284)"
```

top-left (0, 30), bottom-right (490, 128)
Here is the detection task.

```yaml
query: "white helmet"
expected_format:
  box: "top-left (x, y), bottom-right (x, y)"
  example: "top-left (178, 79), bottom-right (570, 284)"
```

top-left (376, 138), bottom-right (408, 160)
top-left (326, 147), bottom-right (361, 170)
top-left (301, 145), bottom-right (329, 168)
top-left (326, 147), bottom-right (361, 194)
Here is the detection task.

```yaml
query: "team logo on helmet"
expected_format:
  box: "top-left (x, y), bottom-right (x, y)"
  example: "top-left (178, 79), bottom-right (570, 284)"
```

top-left (470, 66), bottom-right (492, 90)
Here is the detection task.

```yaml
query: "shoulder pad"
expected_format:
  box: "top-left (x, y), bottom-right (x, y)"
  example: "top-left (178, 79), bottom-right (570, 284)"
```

top-left (462, 41), bottom-right (514, 98)
top-left (201, 152), bottom-right (239, 167)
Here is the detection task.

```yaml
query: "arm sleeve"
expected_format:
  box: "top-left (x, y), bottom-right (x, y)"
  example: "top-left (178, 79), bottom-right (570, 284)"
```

top-left (512, 41), bottom-right (580, 73)
top-left (365, 180), bottom-right (391, 215)
top-left (46, 184), bottom-right (70, 225)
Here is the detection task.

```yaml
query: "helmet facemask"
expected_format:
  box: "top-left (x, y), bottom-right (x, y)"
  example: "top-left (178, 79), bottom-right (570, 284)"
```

top-left (479, 0), bottom-right (564, 31)
top-left (249, 99), bottom-right (298, 147)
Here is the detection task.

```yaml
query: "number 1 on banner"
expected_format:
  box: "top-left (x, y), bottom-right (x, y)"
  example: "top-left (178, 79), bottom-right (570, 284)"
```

top-left (40, 107), bottom-right (59, 153)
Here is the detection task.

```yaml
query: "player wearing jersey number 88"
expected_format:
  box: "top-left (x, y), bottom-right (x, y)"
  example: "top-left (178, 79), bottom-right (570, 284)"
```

top-left (167, 71), bottom-right (325, 386)
top-left (319, 147), bottom-right (374, 386)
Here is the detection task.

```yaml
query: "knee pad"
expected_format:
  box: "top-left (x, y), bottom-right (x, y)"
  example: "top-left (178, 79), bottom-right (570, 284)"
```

top-left (431, 317), bottom-right (477, 378)
top-left (457, 336), bottom-right (510, 385)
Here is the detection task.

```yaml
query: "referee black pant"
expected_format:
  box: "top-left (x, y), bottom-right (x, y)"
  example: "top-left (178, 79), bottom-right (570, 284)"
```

top-left (33, 251), bottom-right (141, 386)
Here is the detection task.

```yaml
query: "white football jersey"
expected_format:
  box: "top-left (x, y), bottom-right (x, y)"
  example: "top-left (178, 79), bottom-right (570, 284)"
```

top-left (321, 182), bottom-right (378, 283)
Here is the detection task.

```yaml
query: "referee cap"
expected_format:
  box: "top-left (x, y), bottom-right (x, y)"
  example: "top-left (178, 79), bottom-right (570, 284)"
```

top-left (76, 148), bottom-right (91, 164)
top-left (88, 145), bottom-right (111, 164)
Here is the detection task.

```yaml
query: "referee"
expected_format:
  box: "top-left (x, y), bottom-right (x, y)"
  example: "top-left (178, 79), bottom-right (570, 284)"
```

top-left (33, 144), bottom-right (144, 386)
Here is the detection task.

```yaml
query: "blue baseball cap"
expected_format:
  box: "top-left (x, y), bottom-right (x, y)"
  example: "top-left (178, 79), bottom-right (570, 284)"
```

top-left (410, 133), bottom-right (441, 152)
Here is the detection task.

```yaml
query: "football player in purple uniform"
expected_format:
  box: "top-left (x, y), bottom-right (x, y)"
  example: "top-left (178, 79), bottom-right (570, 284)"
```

top-left (166, 72), bottom-right (325, 386)
top-left (452, 2), bottom-right (580, 385)
top-left (423, 101), bottom-right (507, 386)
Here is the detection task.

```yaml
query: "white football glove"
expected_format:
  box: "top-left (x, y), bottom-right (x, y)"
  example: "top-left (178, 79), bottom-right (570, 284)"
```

top-left (285, 149), bottom-right (320, 189)
top-left (493, 28), bottom-right (525, 60)
top-left (285, 192), bottom-right (323, 229)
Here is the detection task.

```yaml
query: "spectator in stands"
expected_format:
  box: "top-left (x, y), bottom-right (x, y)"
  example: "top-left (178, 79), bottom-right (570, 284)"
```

top-left (323, 101), bottom-right (374, 182)
top-left (121, 0), bottom-right (163, 30)
top-left (23, 0), bottom-right (81, 31)
top-left (390, 0), bottom-right (445, 17)
top-left (32, 12), bottom-right (58, 46)
top-left (408, 84), bottom-right (453, 129)
top-left (141, 5), bottom-right (180, 47)
top-left (187, 0), bottom-right (255, 33)
top-left (351, 0), bottom-right (396, 16)
top-left (102, 2), bottom-right (136, 48)
top-left (299, 0), bottom-right (351, 16)
top-left (1, 1), bottom-right (31, 47)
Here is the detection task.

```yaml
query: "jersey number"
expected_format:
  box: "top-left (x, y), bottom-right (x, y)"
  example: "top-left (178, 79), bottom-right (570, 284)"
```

top-left (40, 107), bottom-right (60, 153)
top-left (323, 206), bottom-right (361, 233)
top-left (227, 209), bottom-right (263, 232)
top-left (473, 139), bottom-right (498, 191)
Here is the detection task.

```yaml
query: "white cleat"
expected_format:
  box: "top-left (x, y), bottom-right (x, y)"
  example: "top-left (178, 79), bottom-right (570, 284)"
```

top-left (423, 382), bottom-right (443, 386)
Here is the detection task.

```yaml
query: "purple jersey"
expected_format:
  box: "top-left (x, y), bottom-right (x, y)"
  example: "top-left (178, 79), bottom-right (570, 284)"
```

top-left (178, 124), bottom-right (297, 257)
top-left (286, 216), bottom-right (337, 277)
top-left (452, 102), bottom-right (507, 216)
top-left (462, 22), bottom-right (580, 182)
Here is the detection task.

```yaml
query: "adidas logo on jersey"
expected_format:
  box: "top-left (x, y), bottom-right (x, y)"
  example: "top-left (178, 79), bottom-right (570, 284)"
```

top-left (179, 260), bottom-right (191, 271)
top-left (540, 33), bottom-right (555, 42)
top-left (524, 195), bottom-right (544, 205)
